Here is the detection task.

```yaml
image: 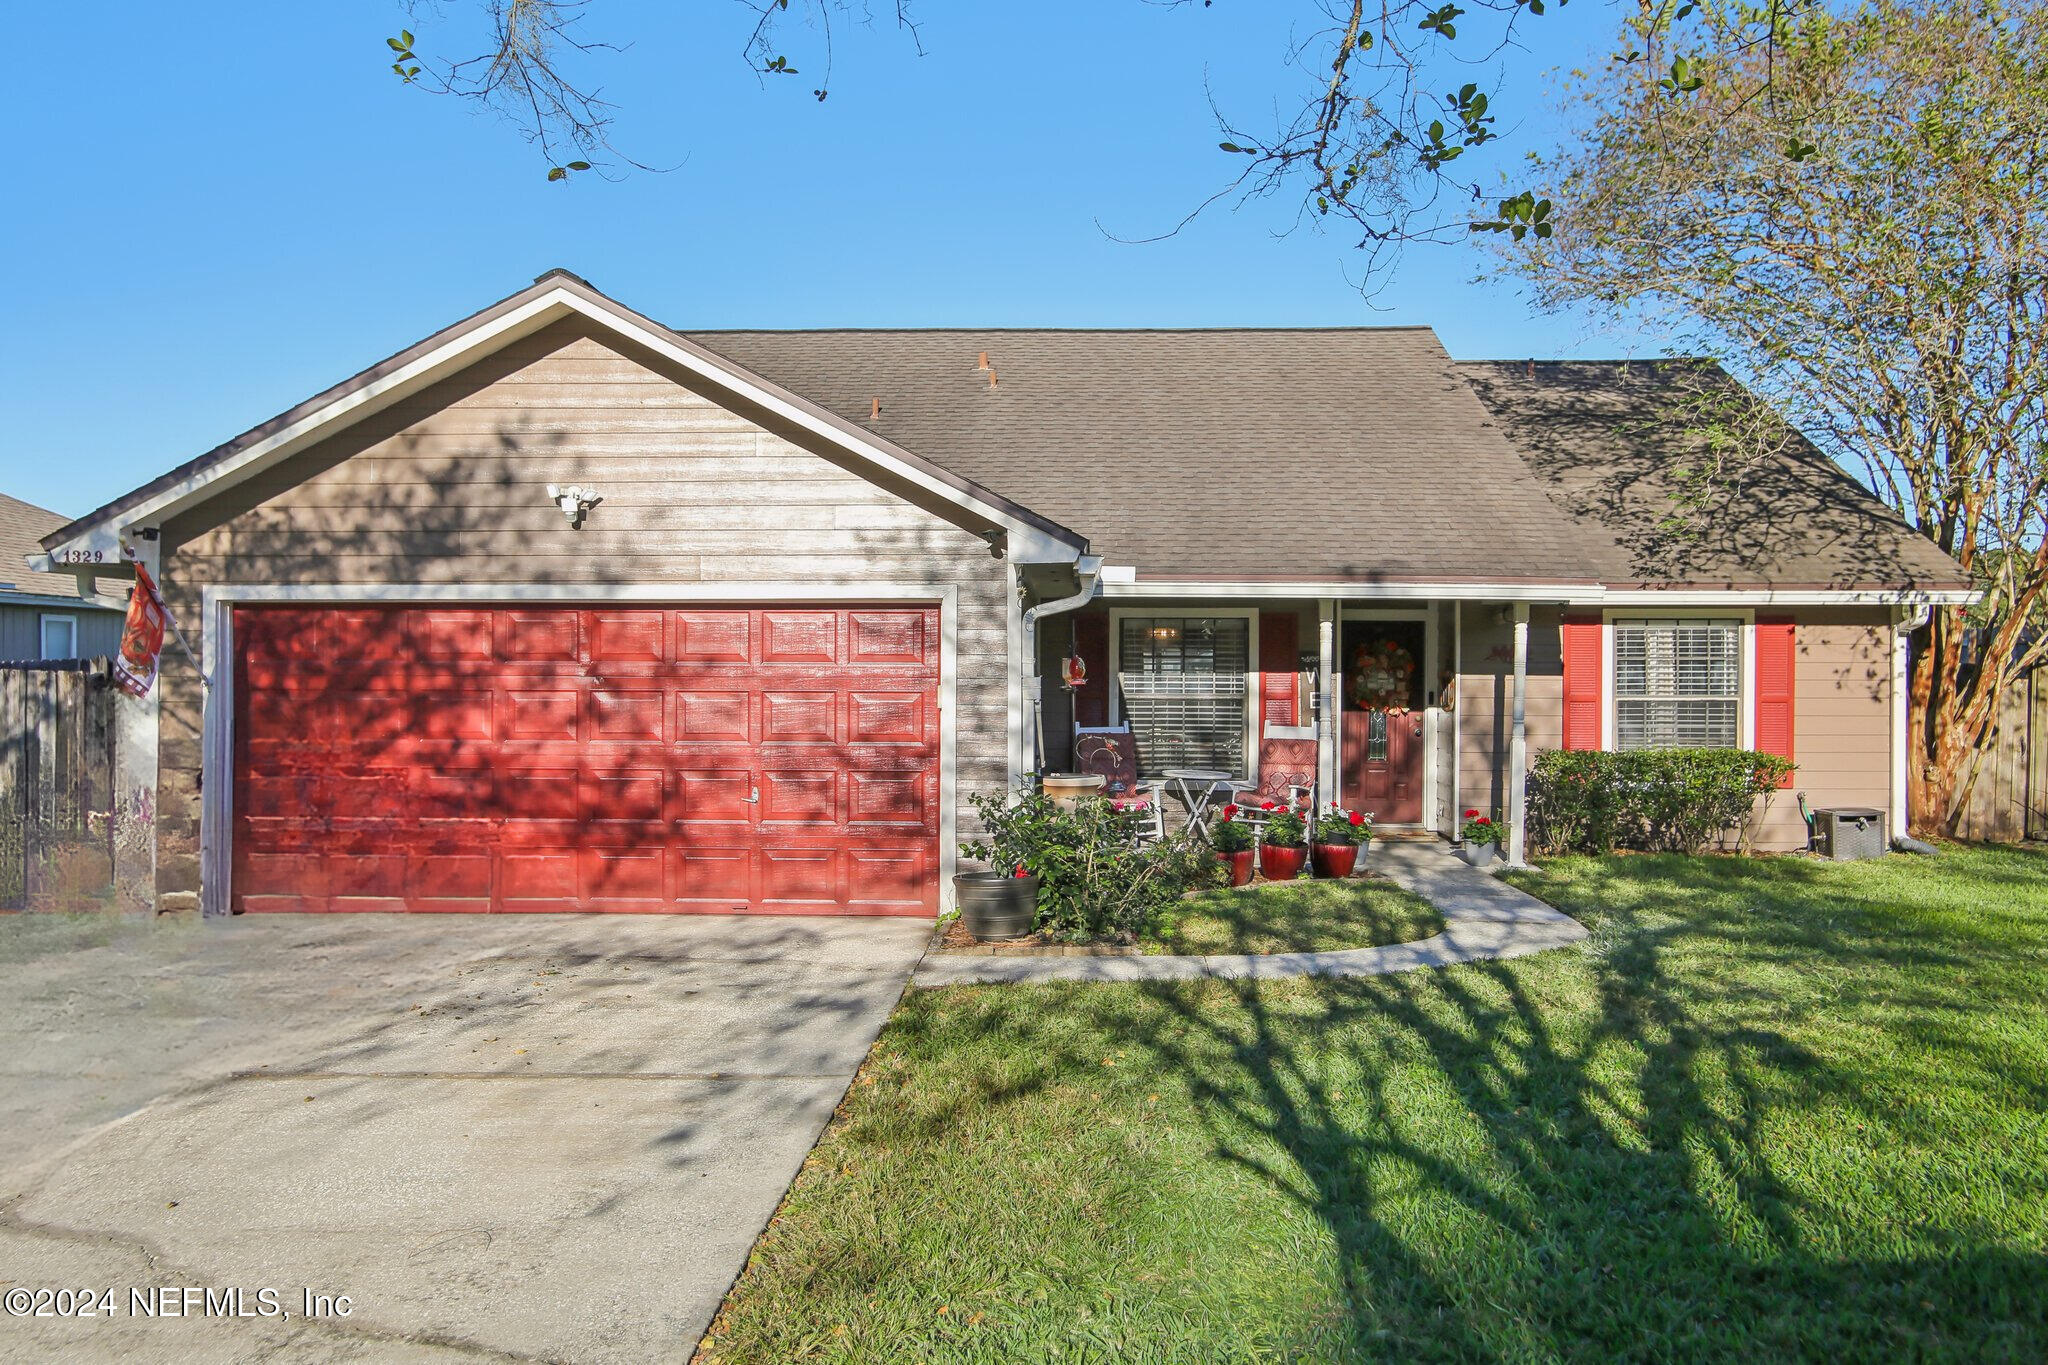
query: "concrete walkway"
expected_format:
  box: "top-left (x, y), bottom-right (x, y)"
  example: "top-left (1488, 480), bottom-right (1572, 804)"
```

top-left (913, 841), bottom-right (1587, 988)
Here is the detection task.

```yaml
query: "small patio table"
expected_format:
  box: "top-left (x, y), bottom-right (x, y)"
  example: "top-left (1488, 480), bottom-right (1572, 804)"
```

top-left (1160, 767), bottom-right (1236, 836)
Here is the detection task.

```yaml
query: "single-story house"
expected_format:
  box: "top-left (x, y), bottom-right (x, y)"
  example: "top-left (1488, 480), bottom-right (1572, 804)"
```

top-left (0, 493), bottom-right (125, 661)
top-left (31, 271), bottom-right (1974, 916)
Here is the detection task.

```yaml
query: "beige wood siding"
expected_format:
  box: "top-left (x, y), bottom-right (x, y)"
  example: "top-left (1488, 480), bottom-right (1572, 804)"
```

top-left (149, 318), bottom-right (1013, 901)
top-left (1756, 608), bottom-right (1892, 851)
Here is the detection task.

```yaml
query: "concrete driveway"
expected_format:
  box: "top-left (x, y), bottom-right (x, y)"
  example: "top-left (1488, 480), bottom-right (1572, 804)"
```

top-left (0, 912), bottom-right (930, 1362)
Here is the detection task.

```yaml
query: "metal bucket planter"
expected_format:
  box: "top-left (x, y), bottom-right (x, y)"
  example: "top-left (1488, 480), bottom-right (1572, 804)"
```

top-left (1460, 841), bottom-right (1500, 870)
top-left (1260, 844), bottom-right (1307, 881)
top-left (953, 872), bottom-right (1039, 940)
top-left (1311, 842), bottom-right (1360, 879)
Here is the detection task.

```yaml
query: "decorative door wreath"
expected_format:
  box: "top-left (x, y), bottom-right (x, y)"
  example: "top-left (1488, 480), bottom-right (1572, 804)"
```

top-left (1349, 638), bottom-right (1418, 714)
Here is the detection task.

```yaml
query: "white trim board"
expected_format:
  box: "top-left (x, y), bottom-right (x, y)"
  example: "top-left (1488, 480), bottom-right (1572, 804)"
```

top-left (197, 581), bottom-right (961, 918)
top-left (37, 283), bottom-right (1085, 571)
top-left (1599, 608), bottom-right (1756, 753)
top-left (1100, 580), bottom-right (1979, 607)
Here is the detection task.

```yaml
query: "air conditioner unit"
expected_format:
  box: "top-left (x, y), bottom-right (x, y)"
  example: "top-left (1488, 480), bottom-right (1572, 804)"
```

top-left (1814, 807), bottom-right (1887, 861)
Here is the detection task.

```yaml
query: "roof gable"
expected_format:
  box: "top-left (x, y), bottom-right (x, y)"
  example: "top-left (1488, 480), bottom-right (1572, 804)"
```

top-left (38, 272), bottom-right (1088, 569)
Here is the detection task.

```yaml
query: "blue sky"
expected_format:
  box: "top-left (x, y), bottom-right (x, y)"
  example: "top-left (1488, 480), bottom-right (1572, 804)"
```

top-left (1, 1), bottom-right (1642, 516)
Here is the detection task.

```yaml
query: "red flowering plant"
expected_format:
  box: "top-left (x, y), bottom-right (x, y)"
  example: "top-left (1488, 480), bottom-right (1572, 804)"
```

top-left (1311, 803), bottom-right (1374, 847)
top-left (1211, 804), bottom-right (1255, 854)
top-left (1459, 808), bottom-right (1502, 847)
top-left (1259, 802), bottom-right (1307, 849)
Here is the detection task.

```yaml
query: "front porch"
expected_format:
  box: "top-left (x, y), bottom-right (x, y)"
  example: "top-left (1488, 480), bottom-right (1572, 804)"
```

top-left (1031, 593), bottom-right (1554, 862)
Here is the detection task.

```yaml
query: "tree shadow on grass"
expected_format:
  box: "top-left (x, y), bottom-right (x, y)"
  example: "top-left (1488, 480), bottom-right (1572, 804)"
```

top-left (1051, 852), bottom-right (2048, 1361)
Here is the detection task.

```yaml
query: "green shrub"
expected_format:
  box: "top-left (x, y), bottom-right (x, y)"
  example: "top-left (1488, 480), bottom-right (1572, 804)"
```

top-left (962, 791), bottom-right (1213, 941)
top-left (1527, 748), bottom-right (1796, 854)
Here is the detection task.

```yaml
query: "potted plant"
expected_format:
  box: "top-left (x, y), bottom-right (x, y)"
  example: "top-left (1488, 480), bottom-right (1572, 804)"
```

top-left (1459, 808), bottom-right (1503, 868)
top-left (1211, 804), bottom-right (1255, 887)
top-left (955, 793), bottom-right (1052, 939)
top-left (1258, 802), bottom-right (1308, 881)
top-left (1310, 803), bottom-right (1373, 878)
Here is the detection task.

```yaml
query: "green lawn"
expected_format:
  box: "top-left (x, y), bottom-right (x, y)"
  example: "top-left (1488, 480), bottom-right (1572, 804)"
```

top-left (1143, 877), bottom-right (1444, 956)
top-left (703, 845), bottom-right (2048, 1363)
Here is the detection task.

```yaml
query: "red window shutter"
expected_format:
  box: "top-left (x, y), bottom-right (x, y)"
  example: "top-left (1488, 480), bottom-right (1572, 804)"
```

top-left (1259, 612), bottom-right (1300, 727)
top-left (1071, 610), bottom-right (1110, 727)
top-left (1755, 615), bottom-right (1796, 784)
top-left (1560, 616), bottom-right (1603, 751)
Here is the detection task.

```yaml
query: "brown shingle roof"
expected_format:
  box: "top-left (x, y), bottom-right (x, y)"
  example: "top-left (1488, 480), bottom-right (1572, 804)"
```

top-left (687, 327), bottom-right (1617, 583)
top-left (0, 493), bottom-right (123, 604)
top-left (1460, 360), bottom-right (1968, 591)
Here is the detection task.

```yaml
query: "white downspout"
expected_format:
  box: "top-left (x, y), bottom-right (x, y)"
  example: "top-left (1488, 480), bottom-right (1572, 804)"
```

top-left (1020, 555), bottom-right (1104, 775)
top-left (1507, 603), bottom-right (1530, 867)
top-left (1893, 603), bottom-right (1930, 838)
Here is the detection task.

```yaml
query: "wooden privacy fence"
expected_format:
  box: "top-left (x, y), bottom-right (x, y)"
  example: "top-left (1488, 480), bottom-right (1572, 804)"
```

top-left (1954, 664), bottom-right (2048, 844)
top-left (0, 659), bottom-right (119, 910)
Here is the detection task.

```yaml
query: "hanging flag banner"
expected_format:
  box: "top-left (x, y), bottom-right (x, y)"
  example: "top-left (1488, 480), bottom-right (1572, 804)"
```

top-left (113, 563), bottom-right (169, 698)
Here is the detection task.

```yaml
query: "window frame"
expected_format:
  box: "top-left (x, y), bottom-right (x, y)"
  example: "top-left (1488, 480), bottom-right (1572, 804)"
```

top-left (1602, 608), bottom-right (1755, 752)
top-left (1107, 607), bottom-right (1261, 779)
top-left (38, 613), bottom-right (79, 660)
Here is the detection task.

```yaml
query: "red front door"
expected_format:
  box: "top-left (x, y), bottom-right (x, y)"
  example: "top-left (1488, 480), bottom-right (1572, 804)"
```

top-left (1340, 620), bottom-right (1426, 824)
top-left (231, 605), bottom-right (940, 915)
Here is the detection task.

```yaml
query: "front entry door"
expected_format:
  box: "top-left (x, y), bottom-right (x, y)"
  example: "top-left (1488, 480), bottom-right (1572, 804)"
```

top-left (1340, 620), bottom-right (1426, 824)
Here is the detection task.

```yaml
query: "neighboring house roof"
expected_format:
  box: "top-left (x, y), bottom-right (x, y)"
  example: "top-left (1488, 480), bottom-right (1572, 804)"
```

top-left (1460, 360), bottom-right (1969, 592)
top-left (0, 493), bottom-right (122, 609)
top-left (688, 327), bottom-right (1613, 585)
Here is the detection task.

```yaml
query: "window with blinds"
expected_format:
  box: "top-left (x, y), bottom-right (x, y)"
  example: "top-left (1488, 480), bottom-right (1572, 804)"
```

top-left (1613, 618), bottom-right (1741, 749)
top-left (1116, 617), bottom-right (1250, 775)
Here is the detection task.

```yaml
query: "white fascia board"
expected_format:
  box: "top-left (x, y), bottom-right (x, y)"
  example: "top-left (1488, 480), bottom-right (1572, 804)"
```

top-left (1597, 587), bottom-right (1981, 607)
top-left (37, 287), bottom-right (1084, 569)
top-left (1100, 579), bottom-right (1980, 607)
top-left (1102, 580), bottom-right (1594, 602)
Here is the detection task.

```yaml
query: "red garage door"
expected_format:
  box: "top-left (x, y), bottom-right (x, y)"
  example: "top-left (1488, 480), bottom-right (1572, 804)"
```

top-left (232, 605), bottom-right (940, 915)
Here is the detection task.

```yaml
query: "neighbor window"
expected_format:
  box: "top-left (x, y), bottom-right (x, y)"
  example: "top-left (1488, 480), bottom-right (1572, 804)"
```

top-left (1115, 616), bottom-right (1251, 775)
top-left (39, 614), bottom-right (78, 660)
top-left (1613, 618), bottom-right (1741, 749)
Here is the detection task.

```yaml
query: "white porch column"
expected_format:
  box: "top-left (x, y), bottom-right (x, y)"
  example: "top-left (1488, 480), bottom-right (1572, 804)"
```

top-left (1507, 602), bottom-right (1530, 867)
top-left (1316, 599), bottom-right (1338, 805)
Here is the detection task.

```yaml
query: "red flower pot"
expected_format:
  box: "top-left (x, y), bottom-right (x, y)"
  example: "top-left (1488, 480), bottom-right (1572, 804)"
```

top-left (1217, 849), bottom-right (1254, 887)
top-left (1311, 842), bottom-right (1359, 879)
top-left (1260, 844), bottom-right (1307, 881)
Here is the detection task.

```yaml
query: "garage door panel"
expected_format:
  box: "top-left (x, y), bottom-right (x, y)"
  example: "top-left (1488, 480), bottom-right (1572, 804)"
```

top-left (760, 611), bottom-right (838, 663)
top-left (588, 610), bottom-right (666, 662)
top-left (848, 692), bottom-right (927, 744)
top-left (589, 689), bottom-right (664, 741)
top-left (233, 605), bottom-right (938, 914)
top-left (673, 611), bottom-right (751, 662)
top-left (759, 770), bottom-right (839, 825)
top-left (846, 845), bottom-right (932, 912)
top-left (761, 691), bottom-right (837, 742)
top-left (848, 611), bottom-right (928, 664)
top-left (674, 843), bottom-right (754, 910)
top-left (675, 691), bottom-right (751, 742)
top-left (758, 845), bottom-right (842, 911)
top-left (847, 772), bottom-right (932, 830)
